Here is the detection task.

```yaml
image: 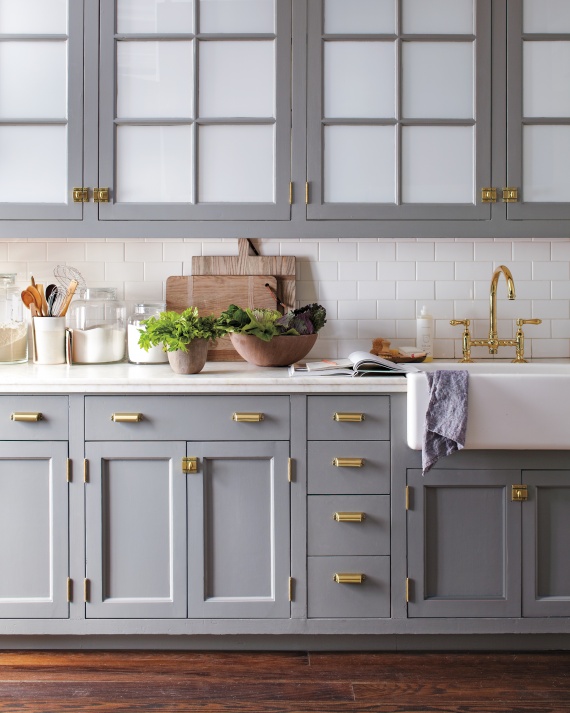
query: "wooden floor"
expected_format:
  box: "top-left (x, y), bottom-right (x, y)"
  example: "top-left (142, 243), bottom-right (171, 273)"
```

top-left (0, 650), bottom-right (567, 712)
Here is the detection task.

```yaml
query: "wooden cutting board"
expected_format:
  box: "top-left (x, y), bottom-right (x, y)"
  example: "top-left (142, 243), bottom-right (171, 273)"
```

top-left (191, 239), bottom-right (296, 311)
top-left (166, 275), bottom-right (278, 361)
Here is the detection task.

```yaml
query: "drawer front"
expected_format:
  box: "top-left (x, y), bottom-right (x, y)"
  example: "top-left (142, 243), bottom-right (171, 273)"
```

top-left (307, 396), bottom-right (389, 441)
top-left (308, 495), bottom-right (390, 556)
top-left (307, 556), bottom-right (390, 618)
top-left (85, 395), bottom-right (290, 441)
top-left (0, 396), bottom-right (68, 440)
top-left (308, 441), bottom-right (390, 494)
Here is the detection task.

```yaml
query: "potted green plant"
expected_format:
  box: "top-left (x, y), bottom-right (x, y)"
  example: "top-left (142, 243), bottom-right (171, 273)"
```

top-left (218, 303), bottom-right (326, 366)
top-left (138, 307), bottom-right (223, 374)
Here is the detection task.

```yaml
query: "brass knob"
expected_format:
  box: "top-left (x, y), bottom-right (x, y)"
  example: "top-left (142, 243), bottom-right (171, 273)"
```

top-left (111, 413), bottom-right (143, 423)
top-left (333, 512), bottom-right (366, 522)
top-left (333, 412), bottom-right (365, 422)
top-left (332, 457), bottom-right (364, 468)
top-left (232, 412), bottom-right (264, 422)
top-left (333, 573), bottom-right (366, 584)
top-left (11, 412), bottom-right (43, 422)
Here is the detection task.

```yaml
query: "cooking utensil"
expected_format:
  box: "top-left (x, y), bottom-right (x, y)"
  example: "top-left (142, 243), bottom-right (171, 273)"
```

top-left (45, 283), bottom-right (57, 304)
top-left (54, 265), bottom-right (86, 291)
top-left (23, 286), bottom-right (43, 314)
top-left (36, 283), bottom-right (49, 317)
top-left (56, 279), bottom-right (78, 318)
top-left (21, 290), bottom-right (35, 311)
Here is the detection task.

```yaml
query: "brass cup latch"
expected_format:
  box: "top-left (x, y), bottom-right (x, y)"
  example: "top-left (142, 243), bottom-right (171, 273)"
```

top-left (11, 412), bottom-right (43, 422)
top-left (332, 457), bottom-right (364, 468)
top-left (232, 412), bottom-right (264, 422)
top-left (111, 413), bottom-right (143, 423)
top-left (333, 511), bottom-right (366, 523)
top-left (333, 412), bottom-right (365, 422)
top-left (333, 573), bottom-right (366, 584)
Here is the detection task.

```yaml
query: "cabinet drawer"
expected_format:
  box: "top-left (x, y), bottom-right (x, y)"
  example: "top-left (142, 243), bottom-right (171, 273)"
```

top-left (308, 495), bottom-right (390, 556)
top-left (85, 395), bottom-right (290, 441)
top-left (308, 441), bottom-right (390, 494)
top-left (0, 396), bottom-right (68, 440)
top-left (307, 396), bottom-right (389, 441)
top-left (307, 556), bottom-right (390, 618)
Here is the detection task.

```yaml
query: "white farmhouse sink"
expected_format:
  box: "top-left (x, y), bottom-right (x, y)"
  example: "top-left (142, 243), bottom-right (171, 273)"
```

top-left (406, 361), bottom-right (570, 450)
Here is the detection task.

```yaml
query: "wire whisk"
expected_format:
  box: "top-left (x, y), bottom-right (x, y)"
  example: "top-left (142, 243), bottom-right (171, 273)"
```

top-left (54, 265), bottom-right (86, 292)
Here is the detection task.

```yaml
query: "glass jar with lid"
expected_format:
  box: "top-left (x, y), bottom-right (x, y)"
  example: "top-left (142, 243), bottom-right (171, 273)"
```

top-left (66, 287), bottom-right (126, 364)
top-left (127, 302), bottom-right (168, 364)
top-left (0, 274), bottom-right (27, 363)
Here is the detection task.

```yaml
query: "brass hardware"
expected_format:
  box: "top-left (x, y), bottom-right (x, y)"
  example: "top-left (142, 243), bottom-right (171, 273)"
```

top-left (481, 187), bottom-right (497, 203)
top-left (84, 578), bottom-right (90, 603)
top-left (93, 187), bottom-right (110, 203)
top-left (66, 458), bottom-right (72, 483)
top-left (11, 412), bottom-right (42, 422)
top-left (305, 181), bottom-right (309, 204)
top-left (502, 187), bottom-right (518, 202)
top-left (288, 457), bottom-right (293, 483)
top-left (72, 187), bottom-right (88, 203)
top-left (232, 412), bottom-right (264, 422)
top-left (405, 485), bottom-right (410, 511)
top-left (512, 484), bottom-right (528, 501)
top-left (332, 457), bottom-right (364, 468)
top-left (449, 319), bottom-right (474, 363)
top-left (333, 573), bottom-right (365, 584)
top-left (333, 412), bottom-right (365, 423)
top-left (83, 459), bottom-right (89, 484)
top-left (111, 412), bottom-right (143, 423)
top-left (288, 576), bottom-right (294, 602)
top-left (406, 577), bottom-right (411, 603)
top-left (512, 318), bottom-right (542, 363)
top-left (67, 577), bottom-right (73, 603)
top-left (182, 457), bottom-right (198, 474)
top-left (333, 511), bottom-right (366, 522)
top-left (289, 181), bottom-right (293, 205)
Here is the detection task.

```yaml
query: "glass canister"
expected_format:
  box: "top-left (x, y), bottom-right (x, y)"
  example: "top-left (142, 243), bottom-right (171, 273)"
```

top-left (66, 287), bottom-right (126, 364)
top-left (0, 274), bottom-right (27, 363)
top-left (127, 302), bottom-right (168, 364)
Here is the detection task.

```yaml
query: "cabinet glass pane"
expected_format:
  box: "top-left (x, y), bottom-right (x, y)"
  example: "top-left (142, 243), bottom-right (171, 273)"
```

top-left (117, 0), bottom-right (194, 34)
top-left (199, 41), bottom-right (274, 118)
top-left (324, 125), bottom-right (395, 203)
top-left (523, 0), bottom-right (570, 33)
top-left (402, 42), bottom-right (473, 119)
top-left (198, 125), bottom-right (274, 202)
top-left (116, 125), bottom-right (193, 203)
top-left (0, 126), bottom-right (67, 203)
top-left (117, 41), bottom-right (194, 119)
top-left (199, 0), bottom-right (274, 33)
top-left (402, 0), bottom-right (473, 34)
top-left (523, 125), bottom-right (570, 202)
top-left (0, 41), bottom-right (66, 119)
top-left (324, 0), bottom-right (395, 34)
top-left (523, 42), bottom-right (570, 118)
top-left (324, 41), bottom-right (395, 119)
top-left (0, 0), bottom-right (67, 33)
top-left (402, 126), bottom-right (474, 203)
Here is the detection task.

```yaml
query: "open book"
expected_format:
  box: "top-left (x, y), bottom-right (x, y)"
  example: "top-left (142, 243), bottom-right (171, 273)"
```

top-left (288, 351), bottom-right (422, 377)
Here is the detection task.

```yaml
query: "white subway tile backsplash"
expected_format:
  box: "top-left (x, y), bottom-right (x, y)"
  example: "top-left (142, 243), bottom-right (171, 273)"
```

top-left (377, 261), bottom-right (415, 281)
top-left (454, 261), bottom-right (493, 280)
top-left (358, 241), bottom-right (396, 262)
top-left (532, 299), bottom-right (569, 319)
top-left (281, 242), bottom-right (319, 259)
top-left (473, 242), bottom-right (512, 262)
top-left (435, 281), bottom-right (473, 300)
top-left (416, 261), bottom-right (454, 281)
top-left (435, 242), bottom-right (474, 262)
top-left (513, 241), bottom-right (551, 262)
top-left (9, 242), bottom-right (47, 262)
top-left (339, 261), bottom-right (376, 281)
top-left (514, 280), bottom-right (551, 299)
top-left (358, 280), bottom-right (396, 300)
top-left (396, 280), bottom-right (435, 300)
top-left (319, 280), bottom-right (357, 301)
top-left (357, 319), bottom-right (396, 339)
top-left (338, 300), bottom-right (376, 320)
top-left (319, 242), bottom-right (358, 262)
top-left (552, 280), bottom-right (570, 299)
top-left (85, 242), bottom-right (124, 262)
top-left (106, 261), bottom-right (144, 282)
top-left (532, 338), bottom-right (569, 358)
top-left (396, 242), bottom-right (435, 262)
top-left (46, 242), bottom-right (86, 262)
top-left (377, 299), bottom-right (416, 319)
top-left (299, 260), bottom-right (338, 281)
top-left (533, 261), bottom-right (570, 280)
top-left (163, 242), bottom-right (202, 262)
top-left (125, 242), bottom-right (163, 263)
top-left (145, 261), bottom-right (183, 282)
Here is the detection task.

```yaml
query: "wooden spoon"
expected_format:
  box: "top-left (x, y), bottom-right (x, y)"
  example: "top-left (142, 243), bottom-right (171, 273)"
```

top-left (21, 289), bottom-right (35, 310)
top-left (36, 283), bottom-right (49, 316)
top-left (26, 285), bottom-right (43, 313)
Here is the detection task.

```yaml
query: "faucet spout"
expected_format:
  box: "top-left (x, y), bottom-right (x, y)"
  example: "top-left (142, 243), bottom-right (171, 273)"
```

top-left (489, 265), bottom-right (516, 351)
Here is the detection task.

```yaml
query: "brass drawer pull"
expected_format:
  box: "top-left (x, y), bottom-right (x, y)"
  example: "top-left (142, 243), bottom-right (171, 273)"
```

top-left (333, 511), bottom-right (366, 523)
top-left (111, 413), bottom-right (143, 423)
top-left (11, 412), bottom-right (43, 422)
top-left (332, 457), bottom-right (365, 468)
top-left (333, 412), bottom-right (365, 422)
top-left (333, 573), bottom-right (366, 584)
top-left (232, 412), bottom-right (264, 422)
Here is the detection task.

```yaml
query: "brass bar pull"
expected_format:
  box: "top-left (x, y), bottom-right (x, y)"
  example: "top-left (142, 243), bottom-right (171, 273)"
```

top-left (332, 457), bottom-right (365, 468)
top-left (11, 412), bottom-right (42, 422)
top-left (333, 412), bottom-right (365, 422)
top-left (333, 511), bottom-right (366, 523)
top-left (232, 412), bottom-right (264, 422)
top-left (111, 413), bottom-right (143, 423)
top-left (333, 573), bottom-right (366, 584)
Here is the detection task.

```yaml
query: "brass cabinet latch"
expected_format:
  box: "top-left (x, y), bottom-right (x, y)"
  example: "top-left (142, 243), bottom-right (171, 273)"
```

top-left (94, 187), bottom-right (110, 202)
top-left (72, 187), bottom-right (89, 203)
top-left (182, 457), bottom-right (198, 474)
top-left (481, 187), bottom-right (497, 203)
top-left (502, 187), bottom-right (518, 203)
top-left (512, 484), bottom-right (528, 501)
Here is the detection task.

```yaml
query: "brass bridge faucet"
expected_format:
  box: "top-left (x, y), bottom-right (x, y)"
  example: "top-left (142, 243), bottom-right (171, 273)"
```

top-left (450, 265), bottom-right (541, 363)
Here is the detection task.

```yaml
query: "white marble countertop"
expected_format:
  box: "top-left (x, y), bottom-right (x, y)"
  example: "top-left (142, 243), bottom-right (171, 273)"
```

top-left (0, 361), bottom-right (408, 394)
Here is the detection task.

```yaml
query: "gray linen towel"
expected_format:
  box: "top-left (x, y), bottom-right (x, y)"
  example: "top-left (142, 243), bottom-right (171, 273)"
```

top-left (422, 370), bottom-right (469, 475)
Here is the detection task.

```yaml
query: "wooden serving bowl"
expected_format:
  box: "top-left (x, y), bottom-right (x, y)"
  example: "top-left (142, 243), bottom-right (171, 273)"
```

top-left (229, 333), bottom-right (318, 367)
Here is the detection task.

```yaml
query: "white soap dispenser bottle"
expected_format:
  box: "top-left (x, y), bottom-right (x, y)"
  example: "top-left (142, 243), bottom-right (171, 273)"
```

top-left (416, 305), bottom-right (433, 362)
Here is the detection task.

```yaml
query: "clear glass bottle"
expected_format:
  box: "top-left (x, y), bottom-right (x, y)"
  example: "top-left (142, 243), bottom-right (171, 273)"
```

top-left (66, 287), bottom-right (126, 364)
top-left (0, 274), bottom-right (27, 363)
top-left (127, 302), bottom-right (168, 364)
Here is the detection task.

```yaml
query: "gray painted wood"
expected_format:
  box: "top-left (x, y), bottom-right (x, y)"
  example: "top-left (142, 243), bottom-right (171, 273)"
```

top-left (522, 471), bottom-right (570, 617)
top-left (307, 395), bottom-right (390, 441)
top-left (85, 440), bottom-right (187, 618)
top-left (407, 468), bottom-right (522, 618)
top-left (187, 441), bottom-right (290, 618)
top-left (290, 395), bottom-right (308, 619)
top-left (0, 441), bottom-right (68, 618)
top-left (308, 440), bottom-right (391, 494)
top-left (307, 495), bottom-right (390, 556)
top-left (0, 395), bottom-right (68, 440)
top-left (85, 395), bottom-right (290, 441)
top-left (307, 555), bottom-right (390, 618)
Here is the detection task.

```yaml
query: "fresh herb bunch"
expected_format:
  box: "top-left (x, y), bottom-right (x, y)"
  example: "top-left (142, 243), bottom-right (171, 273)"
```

top-left (138, 307), bottom-right (223, 353)
top-left (219, 303), bottom-right (326, 342)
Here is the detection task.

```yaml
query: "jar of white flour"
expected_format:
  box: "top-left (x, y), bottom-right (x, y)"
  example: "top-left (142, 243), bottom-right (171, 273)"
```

top-left (67, 287), bottom-right (126, 363)
top-left (0, 273), bottom-right (27, 363)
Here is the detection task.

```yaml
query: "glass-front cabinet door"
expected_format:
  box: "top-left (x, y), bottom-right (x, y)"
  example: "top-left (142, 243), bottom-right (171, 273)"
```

top-left (507, 0), bottom-right (570, 219)
top-left (0, 0), bottom-right (83, 220)
top-left (98, 0), bottom-right (291, 221)
top-left (306, 0), bottom-right (491, 221)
